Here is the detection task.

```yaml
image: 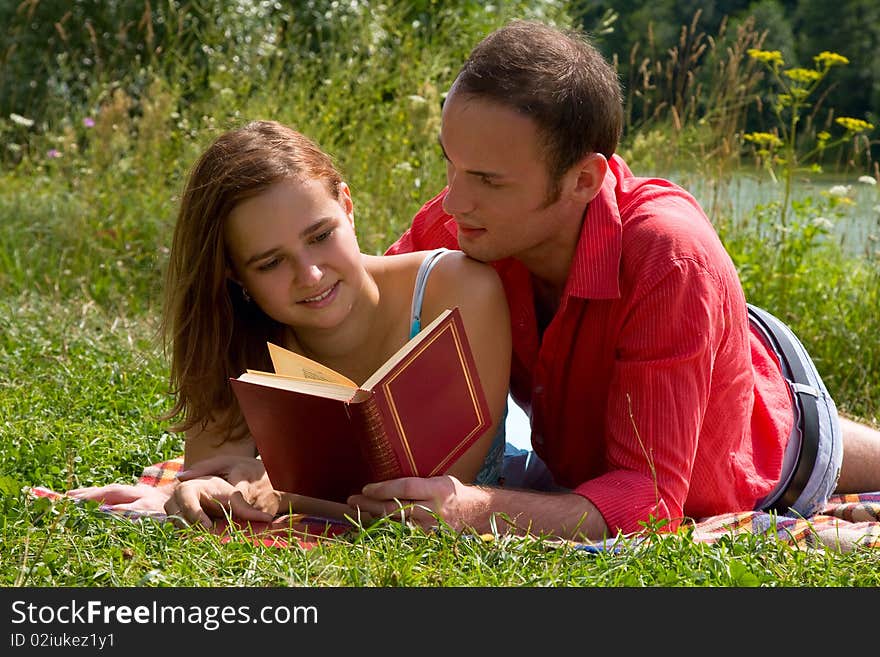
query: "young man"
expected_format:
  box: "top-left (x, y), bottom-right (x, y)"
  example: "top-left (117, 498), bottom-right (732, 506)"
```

top-left (348, 19), bottom-right (880, 541)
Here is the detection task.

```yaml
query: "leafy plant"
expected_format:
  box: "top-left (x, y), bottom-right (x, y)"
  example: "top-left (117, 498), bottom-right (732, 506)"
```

top-left (745, 48), bottom-right (875, 226)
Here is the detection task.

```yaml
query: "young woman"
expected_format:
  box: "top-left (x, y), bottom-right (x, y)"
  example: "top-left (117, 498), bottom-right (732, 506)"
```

top-left (69, 120), bottom-right (511, 528)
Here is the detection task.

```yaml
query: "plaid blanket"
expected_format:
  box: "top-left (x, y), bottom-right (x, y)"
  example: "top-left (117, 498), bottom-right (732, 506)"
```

top-left (30, 459), bottom-right (880, 552)
top-left (30, 458), bottom-right (351, 549)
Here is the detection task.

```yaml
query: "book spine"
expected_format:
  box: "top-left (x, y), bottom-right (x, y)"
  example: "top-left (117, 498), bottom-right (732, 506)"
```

top-left (348, 396), bottom-right (401, 481)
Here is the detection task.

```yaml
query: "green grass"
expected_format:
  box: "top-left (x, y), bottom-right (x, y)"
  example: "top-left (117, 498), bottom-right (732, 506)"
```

top-left (7, 496), bottom-right (880, 587)
top-left (1, 2), bottom-right (879, 587)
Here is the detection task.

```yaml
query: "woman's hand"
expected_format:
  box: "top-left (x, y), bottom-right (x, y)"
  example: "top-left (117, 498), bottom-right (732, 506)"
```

top-left (165, 456), bottom-right (280, 529)
top-left (67, 483), bottom-right (173, 513)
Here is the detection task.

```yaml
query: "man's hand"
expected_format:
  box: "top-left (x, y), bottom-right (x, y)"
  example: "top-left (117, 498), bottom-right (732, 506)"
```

top-left (350, 476), bottom-right (609, 542)
top-left (347, 475), bottom-right (490, 532)
top-left (165, 455), bottom-right (280, 529)
top-left (67, 483), bottom-right (173, 513)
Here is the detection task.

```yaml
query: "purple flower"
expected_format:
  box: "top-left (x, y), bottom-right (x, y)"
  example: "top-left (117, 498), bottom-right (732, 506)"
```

top-left (83, 117), bottom-right (95, 128)
top-left (46, 149), bottom-right (60, 158)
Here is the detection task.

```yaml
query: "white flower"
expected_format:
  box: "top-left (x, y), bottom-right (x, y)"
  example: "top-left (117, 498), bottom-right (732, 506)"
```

top-left (812, 216), bottom-right (834, 230)
top-left (828, 184), bottom-right (851, 197)
top-left (9, 113), bottom-right (34, 127)
top-left (858, 175), bottom-right (877, 186)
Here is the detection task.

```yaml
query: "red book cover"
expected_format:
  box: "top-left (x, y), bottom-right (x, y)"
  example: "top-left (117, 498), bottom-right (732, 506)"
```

top-left (229, 307), bottom-right (492, 503)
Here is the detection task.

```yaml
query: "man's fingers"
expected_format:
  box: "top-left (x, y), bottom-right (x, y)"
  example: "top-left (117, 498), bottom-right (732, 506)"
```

top-left (361, 477), bottom-right (434, 501)
top-left (348, 494), bottom-right (422, 520)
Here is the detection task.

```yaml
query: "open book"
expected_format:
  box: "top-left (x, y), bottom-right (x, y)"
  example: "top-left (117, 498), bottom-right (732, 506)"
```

top-left (229, 307), bottom-right (492, 503)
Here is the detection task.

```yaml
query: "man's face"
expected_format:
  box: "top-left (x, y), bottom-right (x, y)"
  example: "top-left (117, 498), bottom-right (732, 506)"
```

top-left (438, 91), bottom-right (581, 268)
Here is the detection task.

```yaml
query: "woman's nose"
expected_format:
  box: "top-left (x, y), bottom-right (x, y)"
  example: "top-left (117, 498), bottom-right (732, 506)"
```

top-left (295, 261), bottom-right (322, 286)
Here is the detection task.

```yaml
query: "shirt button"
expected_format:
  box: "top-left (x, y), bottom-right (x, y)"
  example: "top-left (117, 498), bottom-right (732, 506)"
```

top-left (534, 385), bottom-right (544, 394)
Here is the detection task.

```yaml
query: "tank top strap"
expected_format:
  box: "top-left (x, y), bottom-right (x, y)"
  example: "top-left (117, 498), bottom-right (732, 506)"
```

top-left (409, 248), bottom-right (453, 339)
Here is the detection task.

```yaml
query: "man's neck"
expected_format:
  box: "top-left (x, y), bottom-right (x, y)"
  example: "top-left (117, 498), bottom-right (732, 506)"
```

top-left (531, 274), bottom-right (562, 340)
top-left (516, 198), bottom-right (587, 290)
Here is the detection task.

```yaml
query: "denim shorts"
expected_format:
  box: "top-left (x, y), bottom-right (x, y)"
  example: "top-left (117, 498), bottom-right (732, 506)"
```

top-left (498, 307), bottom-right (844, 520)
top-left (748, 305), bottom-right (843, 518)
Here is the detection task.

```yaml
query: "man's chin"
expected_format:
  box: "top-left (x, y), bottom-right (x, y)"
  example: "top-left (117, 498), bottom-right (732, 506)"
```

top-left (458, 242), bottom-right (497, 263)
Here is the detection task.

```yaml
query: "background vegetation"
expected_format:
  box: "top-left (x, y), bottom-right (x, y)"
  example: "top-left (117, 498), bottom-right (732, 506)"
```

top-left (1, 0), bottom-right (879, 586)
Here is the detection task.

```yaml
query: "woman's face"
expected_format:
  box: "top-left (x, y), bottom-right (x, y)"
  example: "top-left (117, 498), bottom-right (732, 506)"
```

top-left (224, 177), bottom-right (365, 332)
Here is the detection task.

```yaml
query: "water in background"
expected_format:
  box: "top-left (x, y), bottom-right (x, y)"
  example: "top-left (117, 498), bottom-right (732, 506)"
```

top-left (672, 172), bottom-right (880, 257)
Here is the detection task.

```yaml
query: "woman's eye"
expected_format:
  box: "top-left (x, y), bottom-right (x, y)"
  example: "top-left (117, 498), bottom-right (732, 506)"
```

top-left (257, 258), bottom-right (280, 272)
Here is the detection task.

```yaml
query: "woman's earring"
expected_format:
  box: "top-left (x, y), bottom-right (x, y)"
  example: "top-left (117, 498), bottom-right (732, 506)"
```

top-left (241, 287), bottom-right (252, 303)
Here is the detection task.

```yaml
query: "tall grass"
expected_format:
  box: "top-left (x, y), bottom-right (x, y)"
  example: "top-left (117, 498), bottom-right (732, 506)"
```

top-left (1, 2), bottom-right (879, 586)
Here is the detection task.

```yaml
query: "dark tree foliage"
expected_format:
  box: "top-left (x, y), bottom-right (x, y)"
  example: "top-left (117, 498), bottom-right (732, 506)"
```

top-left (792, 0), bottom-right (880, 126)
top-left (576, 0), bottom-right (876, 127)
top-left (2, 0), bottom-right (875, 153)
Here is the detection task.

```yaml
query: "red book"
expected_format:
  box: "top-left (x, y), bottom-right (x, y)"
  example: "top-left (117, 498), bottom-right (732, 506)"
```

top-left (229, 307), bottom-right (492, 503)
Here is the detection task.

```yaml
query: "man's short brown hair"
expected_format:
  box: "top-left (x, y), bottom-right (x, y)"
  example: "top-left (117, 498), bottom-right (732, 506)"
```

top-left (453, 20), bottom-right (622, 195)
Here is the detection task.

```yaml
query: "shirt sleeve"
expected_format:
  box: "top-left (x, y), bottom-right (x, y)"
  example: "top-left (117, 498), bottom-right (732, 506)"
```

top-left (573, 257), bottom-right (730, 534)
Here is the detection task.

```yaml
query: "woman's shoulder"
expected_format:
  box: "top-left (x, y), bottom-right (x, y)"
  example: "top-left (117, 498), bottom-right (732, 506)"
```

top-left (435, 249), bottom-right (500, 281)
top-left (421, 250), bottom-right (505, 311)
top-left (366, 249), bottom-right (502, 302)
top-left (370, 248), bottom-right (494, 279)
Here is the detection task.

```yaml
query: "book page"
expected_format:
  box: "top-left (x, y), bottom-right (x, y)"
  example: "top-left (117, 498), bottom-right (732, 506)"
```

top-left (267, 342), bottom-right (357, 388)
top-left (239, 370), bottom-right (356, 401)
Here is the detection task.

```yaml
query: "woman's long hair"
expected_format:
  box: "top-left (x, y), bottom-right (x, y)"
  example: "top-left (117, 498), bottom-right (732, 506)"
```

top-left (161, 120), bottom-right (343, 439)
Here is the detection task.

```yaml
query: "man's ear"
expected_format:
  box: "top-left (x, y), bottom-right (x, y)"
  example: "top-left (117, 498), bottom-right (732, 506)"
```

top-left (570, 153), bottom-right (607, 204)
top-left (338, 182), bottom-right (355, 228)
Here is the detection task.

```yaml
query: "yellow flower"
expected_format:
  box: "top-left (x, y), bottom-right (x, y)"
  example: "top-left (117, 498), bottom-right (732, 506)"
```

top-left (814, 51), bottom-right (849, 68)
top-left (817, 131), bottom-right (831, 141)
top-left (835, 117), bottom-right (874, 133)
top-left (744, 132), bottom-right (783, 148)
top-left (748, 49), bottom-right (784, 66)
top-left (784, 68), bottom-right (823, 84)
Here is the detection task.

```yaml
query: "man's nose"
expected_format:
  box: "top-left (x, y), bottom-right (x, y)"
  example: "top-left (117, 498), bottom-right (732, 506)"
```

top-left (442, 174), bottom-right (475, 216)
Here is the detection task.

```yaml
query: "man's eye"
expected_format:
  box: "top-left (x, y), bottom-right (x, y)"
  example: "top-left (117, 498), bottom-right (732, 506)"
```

top-left (312, 229), bottom-right (333, 244)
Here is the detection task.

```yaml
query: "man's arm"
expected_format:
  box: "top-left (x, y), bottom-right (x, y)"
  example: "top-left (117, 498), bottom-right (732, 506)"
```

top-left (348, 476), bottom-right (611, 542)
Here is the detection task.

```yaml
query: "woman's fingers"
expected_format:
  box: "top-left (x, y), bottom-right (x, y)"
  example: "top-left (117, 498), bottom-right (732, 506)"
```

top-left (66, 483), bottom-right (172, 513)
top-left (67, 483), bottom-right (140, 504)
top-left (227, 490), bottom-right (274, 521)
top-left (165, 480), bottom-right (217, 530)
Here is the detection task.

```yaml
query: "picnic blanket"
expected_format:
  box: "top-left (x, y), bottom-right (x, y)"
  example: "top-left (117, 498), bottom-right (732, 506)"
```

top-left (30, 458), bottom-right (880, 552)
top-left (30, 458), bottom-right (352, 549)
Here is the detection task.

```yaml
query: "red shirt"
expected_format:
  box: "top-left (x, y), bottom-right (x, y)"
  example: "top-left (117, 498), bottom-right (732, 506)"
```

top-left (387, 155), bottom-right (793, 534)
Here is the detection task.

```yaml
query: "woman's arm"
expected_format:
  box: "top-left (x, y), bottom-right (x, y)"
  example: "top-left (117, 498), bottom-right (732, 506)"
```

top-left (164, 411), bottom-right (279, 526)
top-left (182, 409), bottom-right (257, 469)
top-left (419, 252), bottom-right (512, 483)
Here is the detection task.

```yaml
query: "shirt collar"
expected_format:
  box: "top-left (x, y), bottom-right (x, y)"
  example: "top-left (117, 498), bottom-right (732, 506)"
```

top-left (563, 155), bottom-right (624, 300)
